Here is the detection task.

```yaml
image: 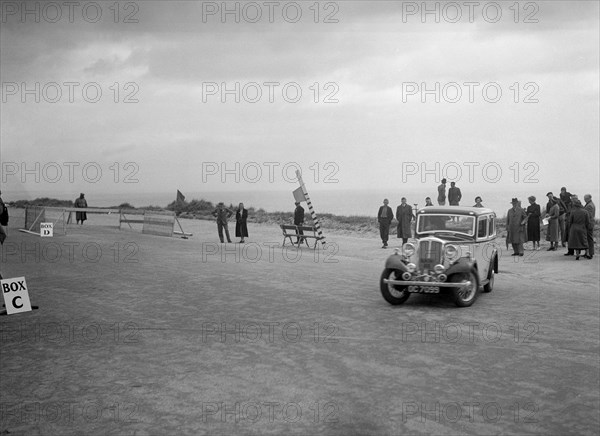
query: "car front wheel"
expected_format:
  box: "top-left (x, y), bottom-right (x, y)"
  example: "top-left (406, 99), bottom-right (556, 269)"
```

top-left (483, 267), bottom-right (494, 293)
top-left (450, 271), bottom-right (479, 307)
top-left (380, 268), bottom-right (410, 305)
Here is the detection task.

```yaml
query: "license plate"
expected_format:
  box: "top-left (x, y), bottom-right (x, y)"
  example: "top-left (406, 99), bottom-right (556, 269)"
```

top-left (408, 285), bottom-right (440, 294)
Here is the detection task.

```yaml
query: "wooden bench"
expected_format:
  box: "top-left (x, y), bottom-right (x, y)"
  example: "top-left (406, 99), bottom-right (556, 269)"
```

top-left (280, 224), bottom-right (324, 249)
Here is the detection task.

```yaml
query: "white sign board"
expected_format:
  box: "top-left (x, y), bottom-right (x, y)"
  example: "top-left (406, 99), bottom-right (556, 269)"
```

top-left (40, 222), bottom-right (53, 237)
top-left (1, 277), bottom-right (32, 315)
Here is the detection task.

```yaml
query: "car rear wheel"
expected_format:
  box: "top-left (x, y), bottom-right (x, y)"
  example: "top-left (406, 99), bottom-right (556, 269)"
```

top-left (450, 271), bottom-right (479, 307)
top-left (380, 268), bottom-right (410, 305)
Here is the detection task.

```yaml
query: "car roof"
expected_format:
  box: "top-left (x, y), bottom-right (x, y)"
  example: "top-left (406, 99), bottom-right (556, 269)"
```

top-left (416, 206), bottom-right (495, 216)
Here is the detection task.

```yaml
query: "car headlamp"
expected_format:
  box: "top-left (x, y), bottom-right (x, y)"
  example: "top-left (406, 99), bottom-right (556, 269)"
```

top-left (434, 264), bottom-right (445, 274)
top-left (403, 243), bottom-right (416, 257)
top-left (406, 263), bottom-right (416, 273)
top-left (444, 244), bottom-right (459, 260)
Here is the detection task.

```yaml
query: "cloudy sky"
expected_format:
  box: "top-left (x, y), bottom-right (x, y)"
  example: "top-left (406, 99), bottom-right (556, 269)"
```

top-left (1, 1), bottom-right (598, 204)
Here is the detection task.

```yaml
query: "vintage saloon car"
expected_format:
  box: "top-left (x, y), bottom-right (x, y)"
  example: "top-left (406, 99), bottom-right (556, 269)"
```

top-left (380, 206), bottom-right (499, 307)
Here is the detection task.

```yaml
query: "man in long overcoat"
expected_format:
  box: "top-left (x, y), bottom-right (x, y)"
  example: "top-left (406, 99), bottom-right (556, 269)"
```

top-left (294, 202), bottom-right (305, 244)
top-left (568, 199), bottom-right (590, 259)
top-left (396, 197), bottom-right (414, 244)
top-left (506, 198), bottom-right (527, 256)
top-left (583, 194), bottom-right (596, 259)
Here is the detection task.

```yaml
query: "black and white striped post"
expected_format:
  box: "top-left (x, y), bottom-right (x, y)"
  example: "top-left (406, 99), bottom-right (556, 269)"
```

top-left (296, 169), bottom-right (326, 247)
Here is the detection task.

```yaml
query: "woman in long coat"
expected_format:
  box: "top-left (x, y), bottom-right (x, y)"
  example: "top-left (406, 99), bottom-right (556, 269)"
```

top-left (545, 199), bottom-right (560, 250)
top-left (396, 198), bottom-right (414, 244)
top-left (235, 203), bottom-right (248, 243)
top-left (506, 198), bottom-right (527, 256)
top-left (568, 199), bottom-right (590, 259)
top-left (526, 196), bottom-right (541, 250)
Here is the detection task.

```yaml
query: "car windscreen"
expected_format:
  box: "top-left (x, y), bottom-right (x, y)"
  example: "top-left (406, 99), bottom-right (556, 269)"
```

top-left (417, 214), bottom-right (475, 236)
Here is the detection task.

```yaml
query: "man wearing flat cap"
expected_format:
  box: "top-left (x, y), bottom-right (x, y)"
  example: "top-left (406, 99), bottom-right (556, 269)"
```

top-left (506, 198), bottom-right (527, 256)
top-left (212, 202), bottom-right (233, 243)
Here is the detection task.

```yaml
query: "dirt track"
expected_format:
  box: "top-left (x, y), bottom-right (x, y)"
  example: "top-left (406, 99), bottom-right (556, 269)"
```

top-left (1, 214), bottom-right (599, 435)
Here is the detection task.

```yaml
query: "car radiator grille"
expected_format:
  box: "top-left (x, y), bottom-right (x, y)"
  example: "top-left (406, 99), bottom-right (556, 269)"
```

top-left (419, 240), bottom-right (443, 271)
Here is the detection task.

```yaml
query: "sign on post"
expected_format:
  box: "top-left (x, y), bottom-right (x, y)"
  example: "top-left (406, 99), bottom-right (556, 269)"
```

top-left (1, 277), bottom-right (32, 315)
top-left (40, 222), bottom-right (53, 237)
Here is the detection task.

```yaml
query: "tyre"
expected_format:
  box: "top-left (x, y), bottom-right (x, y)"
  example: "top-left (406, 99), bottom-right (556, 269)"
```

top-left (483, 266), bottom-right (494, 293)
top-left (450, 270), bottom-right (479, 307)
top-left (380, 268), bottom-right (410, 305)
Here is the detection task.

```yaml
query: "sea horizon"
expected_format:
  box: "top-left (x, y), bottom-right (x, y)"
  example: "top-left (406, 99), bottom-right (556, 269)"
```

top-left (4, 187), bottom-right (599, 219)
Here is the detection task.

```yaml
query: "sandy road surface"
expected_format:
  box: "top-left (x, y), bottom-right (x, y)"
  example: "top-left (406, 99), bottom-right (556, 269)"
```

top-left (1, 213), bottom-right (599, 435)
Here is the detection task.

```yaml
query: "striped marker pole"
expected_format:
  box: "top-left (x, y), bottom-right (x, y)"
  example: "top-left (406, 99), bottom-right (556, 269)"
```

top-left (296, 170), bottom-right (326, 247)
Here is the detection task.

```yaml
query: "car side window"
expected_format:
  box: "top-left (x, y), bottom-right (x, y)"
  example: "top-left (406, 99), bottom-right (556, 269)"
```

top-left (478, 217), bottom-right (488, 238)
top-left (488, 216), bottom-right (495, 236)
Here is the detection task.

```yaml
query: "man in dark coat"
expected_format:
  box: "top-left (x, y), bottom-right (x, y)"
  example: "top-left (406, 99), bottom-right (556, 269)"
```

top-left (212, 202), bottom-right (233, 243)
top-left (377, 199), bottom-right (394, 248)
top-left (568, 199), bottom-right (590, 260)
top-left (294, 202), bottom-right (305, 244)
top-left (396, 198), bottom-right (414, 244)
top-left (448, 182), bottom-right (462, 206)
top-left (235, 202), bottom-right (248, 243)
top-left (506, 198), bottom-right (527, 256)
top-left (437, 179), bottom-right (447, 206)
top-left (74, 193), bottom-right (88, 225)
top-left (560, 187), bottom-right (572, 247)
top-left (584, 194), bottom-right (596, 259)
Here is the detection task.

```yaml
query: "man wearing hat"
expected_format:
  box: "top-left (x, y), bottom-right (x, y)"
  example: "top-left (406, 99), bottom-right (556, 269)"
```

top-left (437, 179), bottom-right (447, 206)
top-left (294, 201), bottom-right (305, 244)
top-left (212, 202), bottom-right (233, 243)
top-left (506, 198), bottom-right (527, 256)
top-left (74, 193), bottom-right (88, 225)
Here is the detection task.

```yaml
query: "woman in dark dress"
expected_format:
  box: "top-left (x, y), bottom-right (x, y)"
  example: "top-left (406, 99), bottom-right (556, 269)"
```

top-left (235, 202), bottom-right (248, 243)
top-left (526, 196), bottom-right (541, 250)
top-left (568, 199), bottom-right (590, 260)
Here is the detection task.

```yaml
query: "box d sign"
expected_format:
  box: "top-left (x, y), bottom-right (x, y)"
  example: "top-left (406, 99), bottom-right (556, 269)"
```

top-left (41, 222), bottom-right (53, 237)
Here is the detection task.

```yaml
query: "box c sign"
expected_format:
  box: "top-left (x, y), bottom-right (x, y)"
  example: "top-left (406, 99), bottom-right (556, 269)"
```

top-left (1, 277), bottom-right (32, 315)
top-left (41, 222), bottom-right (53, 237)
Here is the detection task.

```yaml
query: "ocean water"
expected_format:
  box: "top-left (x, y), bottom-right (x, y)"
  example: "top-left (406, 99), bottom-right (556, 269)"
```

top-left (7, 188), bottom-right (597, 218)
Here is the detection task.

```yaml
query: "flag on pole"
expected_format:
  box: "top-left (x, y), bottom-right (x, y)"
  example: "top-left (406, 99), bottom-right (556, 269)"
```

top-left (176, 190), bottom-right (186, 203)
top-left (293, 187), bottom-right (307, 203)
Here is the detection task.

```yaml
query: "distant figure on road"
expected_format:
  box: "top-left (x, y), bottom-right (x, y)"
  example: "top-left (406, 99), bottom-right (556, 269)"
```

top-left (294, 201), bottom-right (305, 244)
top-left (584, 194), bottom-right (596, 259)
top-left (448, 182), bottom-right (462, 206)
top-left (424, 197), bottom-right (434, 207)
top-left (74, 193), bottom-right (88, 225)
top-left (506, 198), bottom-right (527, 256)
top-left (212, 202), bottom-right (233, 243)
top-left (526, 196), bottom-right (541, 250)
top-left (473, 196), bottom-right (484, 208)
top-left (235, 202), bottom-right (248, 243)
top-left (568, 199), bottom-right (590, 260)
top-left (377, 199), bottom-right (394, 248)
top-left (437, 179), bottom-right (447, 206)
top-left (396, 197), bottom-right (414, 245)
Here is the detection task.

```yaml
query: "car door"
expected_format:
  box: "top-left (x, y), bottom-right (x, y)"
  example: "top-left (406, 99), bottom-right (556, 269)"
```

top-left (476, 215), bottom-right (490, 283)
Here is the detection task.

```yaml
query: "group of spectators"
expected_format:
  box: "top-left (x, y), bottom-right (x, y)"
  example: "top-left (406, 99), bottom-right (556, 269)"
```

top-left (507, 188), bottom-right (596, 260)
